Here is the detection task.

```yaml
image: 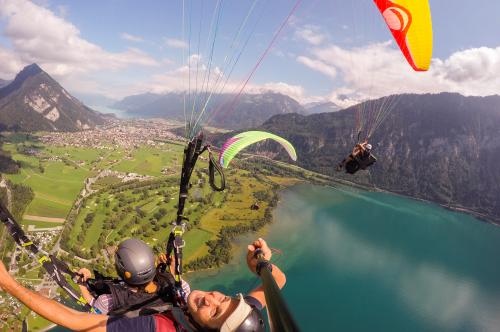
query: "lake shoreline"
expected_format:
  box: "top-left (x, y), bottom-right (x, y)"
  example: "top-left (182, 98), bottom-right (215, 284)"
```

top-left (323, 175), bottom-right (499, 226)
top-left (186, 175), bottom-right (498, 277)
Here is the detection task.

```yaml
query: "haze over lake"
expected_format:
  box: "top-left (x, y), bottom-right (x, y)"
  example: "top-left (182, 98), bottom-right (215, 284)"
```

top-left (190, 184), bottom-right (500, 332)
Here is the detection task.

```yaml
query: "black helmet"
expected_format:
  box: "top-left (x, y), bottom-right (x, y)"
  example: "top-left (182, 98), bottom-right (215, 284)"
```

top-left (221, 294), bottom-right (265, 332)
top-left (115, 238), bottom-right (156, 286)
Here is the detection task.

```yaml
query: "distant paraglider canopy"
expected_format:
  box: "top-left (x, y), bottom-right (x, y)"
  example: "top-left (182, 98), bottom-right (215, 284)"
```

top-left (373, 0), bottom-right (433, 72)
top-left (351, 0), bottom-right (433, 142)
top-left (218, 131), bottom-right (297, 168)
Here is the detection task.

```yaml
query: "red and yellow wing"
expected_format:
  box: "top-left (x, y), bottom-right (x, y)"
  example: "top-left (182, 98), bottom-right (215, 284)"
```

top-left (373, 0), bottom-right (433, 71)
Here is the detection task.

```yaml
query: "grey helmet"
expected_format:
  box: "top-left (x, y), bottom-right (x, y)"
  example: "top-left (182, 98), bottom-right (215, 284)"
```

top-left (115, 238), bottom-right (156, 286)
top-left (221, 294), bottom-right (265, 332)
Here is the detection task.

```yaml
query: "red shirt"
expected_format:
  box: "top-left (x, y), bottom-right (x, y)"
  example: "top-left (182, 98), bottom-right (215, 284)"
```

top-left (106, 312), bottom-right (177, 332)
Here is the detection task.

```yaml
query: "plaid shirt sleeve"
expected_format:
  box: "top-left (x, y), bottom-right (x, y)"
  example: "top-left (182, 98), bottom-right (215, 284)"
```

top-left (91, 294), bottom-right (114, 315)
top-left (181, 279), bottom-right (191, 302)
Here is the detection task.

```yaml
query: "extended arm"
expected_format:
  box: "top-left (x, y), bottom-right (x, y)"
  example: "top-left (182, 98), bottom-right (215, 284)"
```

top-left (0, 263), bottom-right (108, 332)
top-left (245, 238), bottom-right (286, 307)
top-left (247, 264), bottom-right (286, 307)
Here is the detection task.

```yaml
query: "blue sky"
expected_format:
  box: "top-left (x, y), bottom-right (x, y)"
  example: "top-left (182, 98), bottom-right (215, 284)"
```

top-left (0, 0), bottom-right (499, 106)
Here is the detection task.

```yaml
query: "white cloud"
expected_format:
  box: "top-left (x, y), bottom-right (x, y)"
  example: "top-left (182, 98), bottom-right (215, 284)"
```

top-left (0, 0), bottom-right (158, 91)
top-left (188, 54), bottom-right (202, 66)
top-left (161, 57), bottom-right (174, 66)
top-left (294, 25), bottom-right (326, 46)
top-left (247, 82), bottom-right (306, 102)
top-left (296, 40), bottom-right (500, 107)
top-left (125, 60), bottom-right (317, 104)
top-left (121, 33), bottom-right (144, 43)
top-left (0, 47), bottom-right (24, 78)
top-left (296, 55), bottom-right (337, 79)
top-left (164, 38), bottom-right (188, 49)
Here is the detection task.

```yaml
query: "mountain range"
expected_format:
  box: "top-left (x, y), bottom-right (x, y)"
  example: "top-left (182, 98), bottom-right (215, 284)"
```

top-left (303, 101), bottom-right (341, 114)
top-left (0, 64), bottom-right (105, 131)
top-left (0, 64), bottom-right (343, 133)
top-left (219, 93), bottom-right (500, 224)
top-left (112, 92), bottom-right (305, 130)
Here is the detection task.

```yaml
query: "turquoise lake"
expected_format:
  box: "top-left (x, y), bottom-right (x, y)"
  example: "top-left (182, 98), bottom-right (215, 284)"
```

top-left (188, 184), bottom-right (500, 332)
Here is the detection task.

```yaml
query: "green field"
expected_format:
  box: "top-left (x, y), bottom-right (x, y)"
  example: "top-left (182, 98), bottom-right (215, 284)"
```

top-left (111, 145), bottom-right (184, 176)
top-left (3, 141), bottom-right (93, 218)
top-left (91, 175), bottom-right (122, 190)
top-left (21, 219), bottom-right (64, 229)
top-left (26, 314), bottom-right (53, 332)
top-left (64, 161), bottom-right (287, 266)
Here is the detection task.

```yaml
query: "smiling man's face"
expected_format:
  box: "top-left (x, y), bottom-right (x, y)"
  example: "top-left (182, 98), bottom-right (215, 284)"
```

top-left (187, 290), bottom-right (239, 329)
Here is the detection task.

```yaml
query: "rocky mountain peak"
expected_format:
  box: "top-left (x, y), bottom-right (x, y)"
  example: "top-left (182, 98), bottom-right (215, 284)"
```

top-left (15, 63), bottom-right (43, 81)
top-left (0, 64), bottom-right (105, 131)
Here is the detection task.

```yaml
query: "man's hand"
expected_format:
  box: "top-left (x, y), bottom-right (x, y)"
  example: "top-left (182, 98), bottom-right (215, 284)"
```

top-left (247, 238), bottom-right (272, 274)
top-left (156, 253), bottom-right (176, 275)
top-left (77, 268), bottom-right (92, 282)
top-left (76, 268), bottom-right (95, 304)
top-left (156, 253), bottom-right (168, 265)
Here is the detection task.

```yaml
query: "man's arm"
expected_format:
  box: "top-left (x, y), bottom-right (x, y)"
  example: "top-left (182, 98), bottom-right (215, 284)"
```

top-left (245, 238), bottom-right (287, 308)
top-left (247, 264), bottom-right (286, 308)
top-left (78, 283), bottom-right (96, 305)
top-left (0, 263), bottom-right (108, 332)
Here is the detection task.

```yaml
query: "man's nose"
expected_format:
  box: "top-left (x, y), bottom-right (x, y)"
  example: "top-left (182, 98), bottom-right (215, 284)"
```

top-left (206, 293), bottom-right (221, 305)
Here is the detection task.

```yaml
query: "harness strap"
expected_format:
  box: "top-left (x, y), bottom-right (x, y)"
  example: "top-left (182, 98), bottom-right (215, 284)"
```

top-left (165, 134), bottom-right (226, 308)
top-left (166, 136), bottom-right (204, 305)
top-left (0, 201), bottom-right (93, 312)
top-left (208, 147), bottom-right (225, 192)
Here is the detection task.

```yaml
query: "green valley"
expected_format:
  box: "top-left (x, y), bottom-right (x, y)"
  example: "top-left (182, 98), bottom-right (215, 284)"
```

top-left (0, 122), bottom-right (321, 331)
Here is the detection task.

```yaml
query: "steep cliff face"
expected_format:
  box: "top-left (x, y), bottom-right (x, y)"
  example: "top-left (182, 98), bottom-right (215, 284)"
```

top-left (256, 93), bottom-right (500, 223)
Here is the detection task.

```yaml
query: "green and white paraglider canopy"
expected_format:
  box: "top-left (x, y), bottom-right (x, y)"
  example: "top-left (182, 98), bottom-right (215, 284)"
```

top-left (218, 130), bottom-right (297, 169)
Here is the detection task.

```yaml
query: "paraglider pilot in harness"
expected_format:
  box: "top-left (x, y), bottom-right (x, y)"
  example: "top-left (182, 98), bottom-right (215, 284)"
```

top-left (336, 139), bottom-right (377, 174)
top-left (76, 238), bottom-right (191, 316)
top-left (0, 237), bottom-right (286, 332)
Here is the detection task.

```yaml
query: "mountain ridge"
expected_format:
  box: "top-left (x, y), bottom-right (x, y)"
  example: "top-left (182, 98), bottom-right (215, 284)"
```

top-left (0, 64), bottom-right (105, 132)
top-left (303, 101), bottom-right (341, 114)
top-left (243, 92), bottom-right (500, 224)
top-left (113, 91), bottom-right (306, 130)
